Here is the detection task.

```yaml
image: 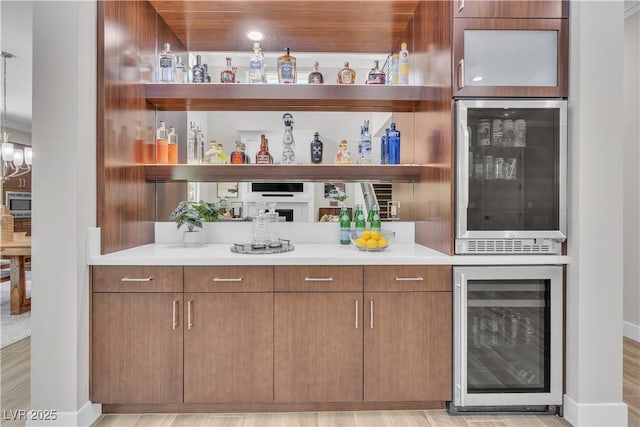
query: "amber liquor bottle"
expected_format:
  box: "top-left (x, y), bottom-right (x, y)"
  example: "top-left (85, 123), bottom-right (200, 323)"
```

top-left (337, 61), bottom-right (356, 84)
top-left (366, 60), bottom-right (386, 84)
top-left (277, 48), bottom-right (297, 84)
top-left (230, 140), bottom-right (248, 164)
top-left (256, 134), bottom-right (274, 164)
top-left (220, 57), bottom-right (236, 83)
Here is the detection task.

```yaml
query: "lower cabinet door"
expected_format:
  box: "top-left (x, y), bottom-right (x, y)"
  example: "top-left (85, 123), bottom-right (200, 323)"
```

top-left (364, 292), bottom-right (452, 402)
top-left (183, 293), bottom-right (274, 403)
top-left (91, 293), bottom-right (184, 403)
top-left (274, 293), bottom-right (363, 402)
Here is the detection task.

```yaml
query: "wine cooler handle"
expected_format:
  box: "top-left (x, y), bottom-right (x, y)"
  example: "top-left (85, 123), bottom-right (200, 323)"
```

top-left (461, 121), bottom-right (470, 212)
top-left (172, 300), bottom-right (178, 330)
top-left (457, 59), bottom-right (465, 90)
top-left (355, 300), bottom-right (359, 329)
top-left (188, 299), bottom-right (193, 330)
top-left (370, 300), bottom-right (374, 329)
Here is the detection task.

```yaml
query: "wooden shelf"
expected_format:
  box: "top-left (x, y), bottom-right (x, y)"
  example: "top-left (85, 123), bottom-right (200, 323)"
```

top-left (145, 83), bottom-right (433, 112)
top-left (144, 164), bottom-right (426, 183)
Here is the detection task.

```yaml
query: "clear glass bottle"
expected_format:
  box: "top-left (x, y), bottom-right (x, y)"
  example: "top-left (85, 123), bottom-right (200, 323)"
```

top-left (280, 113), bottom-right (296, 164)
top-left (230, 139), bottom-right (247, 164)
top-left (158, 42), bottom-right (175, 83)
top-left (308, 61), bottom-right (324, 84)
top-left (187, 121), bottom-right (197, 164)
top-left (204, 63), bottom-right (211, 83)
top-left (175, 56), bottom-right (188, 83)
top-left (387, 122), bottom-right (401, 164)
top-left (339, 205), bottom-right (351, 245)
top-left (220, 57), bottom-right (236, 83)
top-left (156, 121), bottom-right (168, 164)
top-left (167, 126), bottom-right (178, 164)
top-left (310, 131), bottom-right (323, 164)
top-left (390, 53), bottom-right (399, 85)
top-left (367, 59), bottom-right (386, 85)
top-left (337, 61), bottom-right (356, 84)
top-left (335, 139), bottom-right (352, 164)
top-left (195, 126), bottom-right (206, 163)
top-left (277, 47), bottom-right (297, 84)
top-left (204, 140), bottom-right (225, 164)
top-left (256, 134), bottom-right (274, 164)
top-left (381, 132), bottom-right (389, 164)
top-left (192, 54), bottom-right (205, 83)
top-left (358, 120), bottom-right (372, 164)
top-left (249, 42), bottom-right (266, 83)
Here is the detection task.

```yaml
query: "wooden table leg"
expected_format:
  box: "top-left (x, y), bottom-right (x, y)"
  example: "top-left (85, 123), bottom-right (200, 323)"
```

top-left (9, 255), bottom-right (31, 315)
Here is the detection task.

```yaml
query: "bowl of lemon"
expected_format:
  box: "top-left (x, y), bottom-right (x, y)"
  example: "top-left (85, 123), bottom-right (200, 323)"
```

top-left (350, 229), bottom-right (395, 252)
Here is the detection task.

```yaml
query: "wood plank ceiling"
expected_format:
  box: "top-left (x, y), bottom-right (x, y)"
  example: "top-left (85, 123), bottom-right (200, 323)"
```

top-left (148, 1), bottom-right (422, 53)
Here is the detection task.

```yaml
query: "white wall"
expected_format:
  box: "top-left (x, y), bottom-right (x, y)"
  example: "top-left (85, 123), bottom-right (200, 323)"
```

top-left (623, 9), bottom-right (640, 342)
top-left (29, 2), bottom-right (100, 425)
top-left (564, 1), bottom-right (628, 426)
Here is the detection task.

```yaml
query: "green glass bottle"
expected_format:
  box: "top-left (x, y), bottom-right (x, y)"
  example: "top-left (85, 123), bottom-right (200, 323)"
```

top-left (370, 204), bottom-right (381, 231)
top-left (339, 205), bottom-right (351, 245)
top-left (354, 204), bottom-right (366, 235)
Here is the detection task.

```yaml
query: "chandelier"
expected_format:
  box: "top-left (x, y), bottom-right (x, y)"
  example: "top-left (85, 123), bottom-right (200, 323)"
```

top-left (1, 51), bottom-right (31, 182)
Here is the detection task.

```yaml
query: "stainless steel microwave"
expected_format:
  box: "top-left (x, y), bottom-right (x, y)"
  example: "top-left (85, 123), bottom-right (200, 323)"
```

top-left (5, 191), bottom-right (31, 218)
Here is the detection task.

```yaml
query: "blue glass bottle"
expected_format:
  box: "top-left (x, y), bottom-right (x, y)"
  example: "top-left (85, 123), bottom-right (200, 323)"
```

top-left (388, 122), bottom-right (401, 164)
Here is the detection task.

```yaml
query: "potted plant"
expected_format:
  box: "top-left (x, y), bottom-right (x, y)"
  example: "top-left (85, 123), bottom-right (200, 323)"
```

top-left (170, 200), bottom-right (221, 245)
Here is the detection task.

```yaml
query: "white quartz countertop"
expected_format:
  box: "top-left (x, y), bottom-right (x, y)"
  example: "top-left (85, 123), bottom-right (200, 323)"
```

top-left (86, 225), bottom-right (570, 266)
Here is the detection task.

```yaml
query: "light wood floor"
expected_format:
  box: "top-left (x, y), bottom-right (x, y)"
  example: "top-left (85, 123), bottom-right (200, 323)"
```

top-left (0, 337), bottom-right (638, 427)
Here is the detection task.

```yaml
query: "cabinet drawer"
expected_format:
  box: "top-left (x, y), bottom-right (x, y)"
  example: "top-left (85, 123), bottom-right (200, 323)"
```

top-left (364, 265), bottom-right (451, 292)
top-left (184, 266), bottom-right (273, 292)
top-left (275, 266), bottom-right (362, 292)
top-left (92, 266), bottom-right (183, 293)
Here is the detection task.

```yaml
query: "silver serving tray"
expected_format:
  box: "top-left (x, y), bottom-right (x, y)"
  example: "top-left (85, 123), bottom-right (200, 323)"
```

top-left (230, 240), bottom-right (294, 255)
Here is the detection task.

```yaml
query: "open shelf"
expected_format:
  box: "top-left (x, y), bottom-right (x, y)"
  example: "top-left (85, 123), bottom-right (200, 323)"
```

top-left (145, 83), bottom-right (435, 112)
top-left (144, 164), bottom-right (426, 183)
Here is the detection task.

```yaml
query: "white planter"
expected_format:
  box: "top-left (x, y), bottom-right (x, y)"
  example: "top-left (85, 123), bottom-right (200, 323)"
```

top-left (182, 230), bottom-right (203, 246)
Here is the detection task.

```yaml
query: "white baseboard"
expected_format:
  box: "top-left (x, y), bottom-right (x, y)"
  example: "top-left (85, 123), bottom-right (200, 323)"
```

top-left (26, 401), bottom-right (101, 427)
top-left (623, 321), bottom-right (640, 342)
top-left (563, 395), bottom-right (628, 427)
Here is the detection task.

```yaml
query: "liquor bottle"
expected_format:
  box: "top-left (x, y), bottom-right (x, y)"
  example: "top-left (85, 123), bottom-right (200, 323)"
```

top-left (134, 121), bottom-right (144, 163)
top-left (335, 139), bottom-right (352, 164)
top-left (248, 42), bottom-right (266, 83)
top-left (387, 122), bottom-right (401, 164)
top-left (192, 54), bottom-right (205, 83)
top-left (308, 61), bottom-right (324, 84)
top-left (370, 204), bottom-right (381, 231)
top-left (398, 42), bottom-right (410, 84)
top-left (358, 120), bottom-right (372, 164)
top-left (204, 140), bottom-right (225, 164)
top-left (196, 126), bottom-right (206, 163)
top-left (230, 140), bottom-right (247, 164)
top-left (381, 132), bottom-right (389, 164)
top-left (220, 57), bottom-right (236, 83)
top-left (156, 121), bottom-right (169, 164)
top-left (167, 126), bottom-right (178, 164)
top-left (366, 59), bottom-right (386, 84)
top-left (390, 53), bottom-right (399, 85)
top-left (256, 134), bottom-right (274, 164)
top-left (145, 126), bottom-right (155, 164)
top-left (175, 56), bottom-right (188, 83)
top-left (280, 113), bottom-right (296, 164)
top-left (204, 64), bottom-right (211, 83)
top-left (353, 204), bottom-right (366, 235)
top-left (310, 131), bottom-right (323, 164)
top-left (187, 121), bottom-right (197, 164)
top-left (339, 205), bottom-right (351, 245)
top-left (337, 62), bottom-right (355, 84)
top-left (277, 47), bottom-right (297, 84)
top-left (158, 42), bottom-right (175, 83)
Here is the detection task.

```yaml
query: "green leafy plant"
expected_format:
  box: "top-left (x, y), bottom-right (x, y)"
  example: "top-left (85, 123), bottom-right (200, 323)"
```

top-left (169, 200), bottom-right (221, 232)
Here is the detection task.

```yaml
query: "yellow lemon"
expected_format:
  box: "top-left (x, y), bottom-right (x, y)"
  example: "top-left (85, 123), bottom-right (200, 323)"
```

top-left (369, 230), bottom-right (381, 240)
top-left (360, 230), bottom-right (371, 240)
top-left (355, 238), bottom-right (367, 247)
top-left (366, 239), bottom-right (378, 249)
top-left (377, 238), bottom-right (388, 248)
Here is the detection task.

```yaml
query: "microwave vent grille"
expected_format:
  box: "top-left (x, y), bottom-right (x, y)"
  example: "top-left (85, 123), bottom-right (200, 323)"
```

top-left (462, 239), bottom-right (558, 254)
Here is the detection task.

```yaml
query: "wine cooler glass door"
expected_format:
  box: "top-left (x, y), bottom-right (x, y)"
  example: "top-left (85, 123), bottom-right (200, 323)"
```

top-left (453, 266), bottom-right (563, 407)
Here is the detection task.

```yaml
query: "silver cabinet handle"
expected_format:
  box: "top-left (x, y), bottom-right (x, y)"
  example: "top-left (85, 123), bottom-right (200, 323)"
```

top-left (120, 277), bottom-right (153, 282)
top-left (172, 300), bottom-right (178, 330)
top-left (395, 277), bottom-right (424, 281)
top-left (370, 300), bottom-right (374, 329)
top-left (213, 277), bottom-right (243, 282)
top-left (355, 300), bottom-right (359, 329)
top-left (458, 0), bottom-right (464, 13)
top-left (457, 59), bottom-right (465, 90)
top-left (304, 277), bottom-right (334, 282)
top-left (187, 299), bottom-right (193, 330)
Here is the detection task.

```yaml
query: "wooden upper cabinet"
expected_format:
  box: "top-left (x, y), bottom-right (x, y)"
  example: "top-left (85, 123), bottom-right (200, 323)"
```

top-left (453, 0), bottom-right (568, 18)
top-left (453, 18), bottom-right (568, 98)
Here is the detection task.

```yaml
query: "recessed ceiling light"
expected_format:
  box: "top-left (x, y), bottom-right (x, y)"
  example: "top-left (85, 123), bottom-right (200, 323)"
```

top-left (246, 31), bottom-right (265, 41)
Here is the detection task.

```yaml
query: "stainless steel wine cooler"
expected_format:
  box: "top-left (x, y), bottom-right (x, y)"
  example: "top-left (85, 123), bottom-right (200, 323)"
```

top-left (455, 100), bottom-right (567, 254)
top-left (450, 266), bottom-right (563, 414)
